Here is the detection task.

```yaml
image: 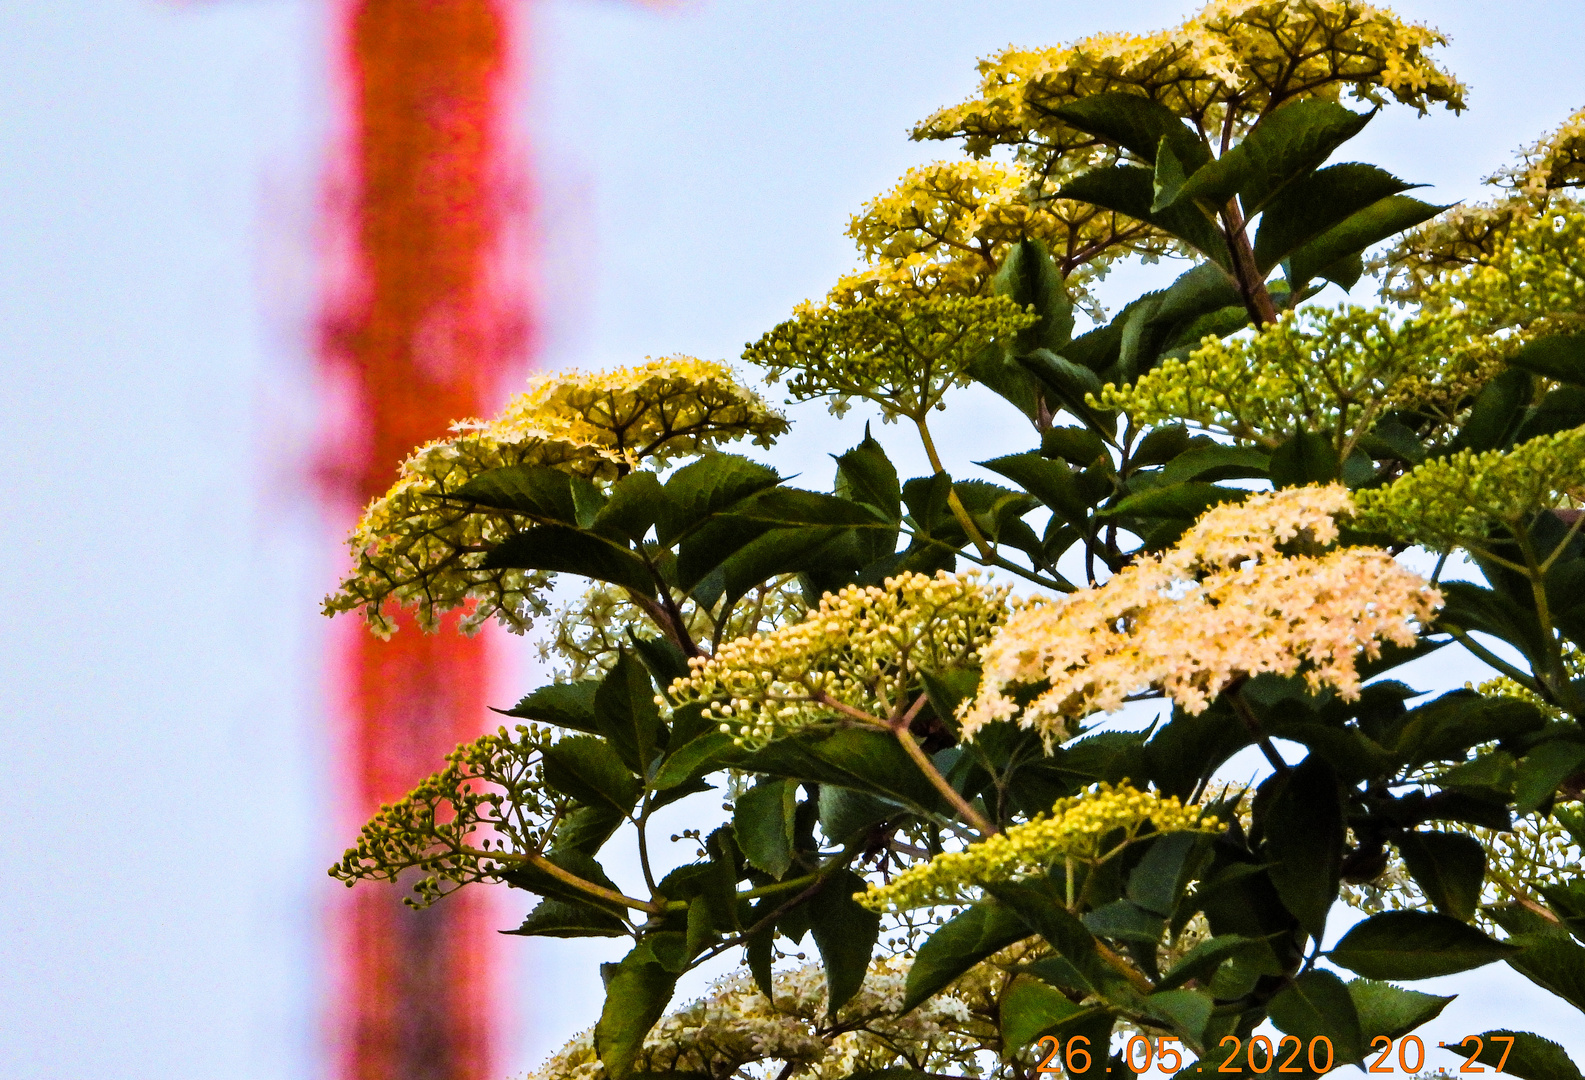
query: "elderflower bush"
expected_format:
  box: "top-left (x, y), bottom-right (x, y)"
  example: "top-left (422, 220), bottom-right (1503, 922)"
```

top-left (322, 9), bottom-right (1585, 1080)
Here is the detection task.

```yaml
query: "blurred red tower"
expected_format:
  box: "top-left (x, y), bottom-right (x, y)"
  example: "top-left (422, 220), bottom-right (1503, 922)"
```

top-left (316, 2), bottom-right (531, 1077)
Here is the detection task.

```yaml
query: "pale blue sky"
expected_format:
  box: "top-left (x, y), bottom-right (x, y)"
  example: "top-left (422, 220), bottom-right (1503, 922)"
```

top-left (3, 2), bottom-right (1585, 1078)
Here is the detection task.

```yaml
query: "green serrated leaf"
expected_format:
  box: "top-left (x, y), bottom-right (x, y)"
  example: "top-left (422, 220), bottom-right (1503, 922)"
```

top-left (1253, 163), bottom-right (1419, 273)
top-left (1286, 195), bottom-right (1447, 291)
top-left (733, 779), bottom-right (797, 880)
top-left (504, 897), bottom-right (628, 938)
top-left (1173, 100), bottom-right (1376, 216)
top-left (1261, 758), bottom-right (1345, 940)
top-left (541, 735), bottom-right (639, 815)
top-left (498, 680), bottom-right (601, 732)
top-left (998, 973), bottom-right (1087, 1047)
top-left (657, 454), bottom-right (782, 547)
top-left (1328, 911), bottom-right (1521, 980)
top-left (452, 463), bottom-right (582, 522)
top-left (594, 652), bottom-right (664, 775)
top-left (809, 869), bottom-right (881, 1019)
top-left (1347, 978), bottom-right (1453, 1041)
top-left (1438, 1031), bottom-right (1585, 1080)
top-left (902, 902), bottom-right (1031, 1013)
top-left (1396, 830), bottom-right (1486, 921)
top-left (595, 943), bottom-right (677, 1080)
top-left (485, 524), bottom-right (657, 596)
top-left (1269, 969), bottom-right (1365, 1064)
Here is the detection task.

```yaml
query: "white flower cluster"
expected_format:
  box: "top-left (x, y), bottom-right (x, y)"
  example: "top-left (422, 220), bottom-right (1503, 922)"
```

top-left (522, 957), bottom-right (1001, 1080)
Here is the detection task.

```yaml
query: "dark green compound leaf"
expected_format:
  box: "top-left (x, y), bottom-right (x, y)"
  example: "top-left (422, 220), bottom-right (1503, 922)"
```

top-left (590, 469), bottom-right (665, 542)
top-left (1513, 385), bottom-right (1585, 444)
top-left (817, 785), bottom-right (896, 846)
top-left (1141, 988), bottom-right (1214, 1048)
top-left (1261, 757), bottom-right (1345, 940)
top-left (1156, 934), bottom-right (1271, 991)
top-left (594, 651), bottom-right (665, 775)
top-left (498, 679), bottom-right (601, 733)
top-left (1253, 163), bottom-right (1419, 274)
top-left (504, 897), bottom-right (628, 939)
top-left (1515, 740), bottom-right (1585, 814)
top-left (1396, 830), bottom-right (1486, 921)
top-left (1127, 831), bottom-right (1208, 917)
top-left (1510, 335), bottom-right (1585, 386)
top-left (978, 452), bottom-right (1092, 530)
top-left (595, 942), bottom-right (678, 1080)
top-left (1268, 970), bottom-right (1366, 1065)
top-left (1269, 430), bottom-right (1340, 487)
top-left (1384, 689), bottom-right (1546, 769)
top-left (1171, 100), bottom-right (1376, 215)
top-left (1347, 978), bottom-right (1454, 1042)
top-left (902, 902), bottom-right (1032, 1013)
top-left (1505, 932), bottom-right (1585, 1014)
top-left (452, 463), bottom-right (587, 523)
top-left (551, 804), bottom-right (626, 856)
top-left (485, 524), bottom-right (657, 596)
top-left (1158, 444), bottom-right (1270, 485)
top-left (809, 869), bottom-right (881, 1019)
top-left (652, 731), bottom-right (742, 791)
top-left (1042, 425), bottom-right (1109, 466)
top-left (998, 973), bottom-right (1088, 1048)
top-left (655, 454), bottom-right (782, 546)
top-left (1285, 195), bottom-right (1447, 291)
top-left (1460, 367), bottom-right (1536, 452)
top-left (733, 778), bottom-right (797, 880)
top-left (1053, 91), bottom-right (1211, 170)
top-left (540, 735), bottom-right (640, 815)
top-left (1057, 164), bottom-right (1231, 270)
top-left (984, 881), bottom-right (1113, 995)
top-left (834, 426), bottom-right (903, 522)
top-left (1102, 481), bottom-right (1247, 521)
top-left (1328, 911), bottom-right (1521, 980)
top-left (1439, 1031), bottom-right (1585, 1080)
top-left (992, 236), bottom-right (1075, 355)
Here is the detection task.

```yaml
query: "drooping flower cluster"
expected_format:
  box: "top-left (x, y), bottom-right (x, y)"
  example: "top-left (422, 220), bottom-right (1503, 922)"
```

top-left (743, 294), bottom-right (1036, 422)
top-left (915, 0), bottom-right (1464, 178)
top-left (329, 724), bottom-right (563, 908)
top-left (1354, 426), bottom-right (1585, 552)
top-left (858, 783), bottom-right (1220, 911)
top-left (963, 486), bottom-right (1441, 744)
top-left (1096, 305), bottom-right (1475, 455)
top-left (523, 957), bottom-right (1001, 1080)
top-left (324, 358), bottom-right (786, 636)
top-left (668, 572), bottom-right (1013, 748)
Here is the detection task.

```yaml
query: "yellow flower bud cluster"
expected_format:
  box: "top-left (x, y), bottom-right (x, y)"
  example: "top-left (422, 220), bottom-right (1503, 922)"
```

top-left (964, 486), bottom-right (1442, 744)
top-left (916, 1), bottom-right (1463, 177)
top-left (857, 783), bottom-right (1219, 911)
top-left (1354, 426), bottom-right (1585, 550)
top-left (838, 160), bottom-right (1174, 316)
top-left (745, 294), bottom-right (1037, 422)
top-left (667, 571), bottom-right (1013, 748)
top-left (481, 355), bottom-right (789, 465)
top-left (324, 358), bottom-right (786, 637)
top-left (1095, 305), bottom-right (1474, 456)
top-left (329, 724), bottom-right (561, 908)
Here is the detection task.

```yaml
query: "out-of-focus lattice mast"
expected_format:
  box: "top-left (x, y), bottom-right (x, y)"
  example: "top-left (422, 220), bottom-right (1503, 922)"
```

top-left (316, 3), bottom-right (529, 1077)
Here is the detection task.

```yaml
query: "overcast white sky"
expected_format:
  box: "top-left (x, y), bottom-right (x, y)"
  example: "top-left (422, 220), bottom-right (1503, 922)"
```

top-left (4, 2), bottom-right (1585, 1078)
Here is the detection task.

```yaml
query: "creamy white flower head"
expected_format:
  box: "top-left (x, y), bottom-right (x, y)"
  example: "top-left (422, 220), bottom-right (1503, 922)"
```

top-left (963, 485), bottom-right (1441, 746)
